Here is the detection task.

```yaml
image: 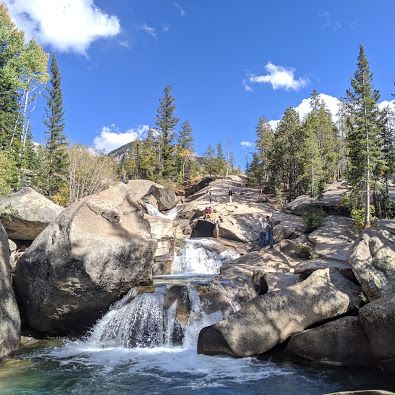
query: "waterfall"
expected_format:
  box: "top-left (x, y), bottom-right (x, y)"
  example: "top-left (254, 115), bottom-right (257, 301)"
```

top-left (88, 285), bottom-right (222, 350)
top-left (89, 292), bottom-right (165, 348)
top-left (172, 239), bottom-right (238, 274)
top-left (144, 203), bottom-right (178, 220)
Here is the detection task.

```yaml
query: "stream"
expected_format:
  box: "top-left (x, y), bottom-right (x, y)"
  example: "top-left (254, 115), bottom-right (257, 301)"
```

top-left (1, 229), bottom-right (394, 394)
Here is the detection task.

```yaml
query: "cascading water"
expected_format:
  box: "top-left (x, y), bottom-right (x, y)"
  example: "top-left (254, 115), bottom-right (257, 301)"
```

top-left (89, 291), bottom-right (166, 348)
top-left (144, 203), bottom-right (178, 220)
top-left (172, 238), bottom-right (239, 274)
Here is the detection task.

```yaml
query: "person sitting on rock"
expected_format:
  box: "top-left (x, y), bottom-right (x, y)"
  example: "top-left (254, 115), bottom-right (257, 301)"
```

top-left (204, 206), bottom-right (213, 220)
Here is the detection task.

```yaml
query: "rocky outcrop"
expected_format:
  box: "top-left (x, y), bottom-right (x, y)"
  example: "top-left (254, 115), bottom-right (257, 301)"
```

top-left (197, 268), bottom-right (361, 357)
top-left (0, 187), bottom-right (63, 240)
top-left (295, 259), bottom-right (354, 282)
top-left (309, 216), bottom-right (356, 262)
top-left (14, 181), bottom-right (157, 335)
top-left (359, 294), bottom-right (395, 369)
top-left (0, 223), bottom-right (21, 358)
top-left (287, 316), bottom-right (375, 366)
top-left (284, 182), bottom-right (348, 216)
top-left (349, 228), bottom-right (395, 300)
top-left (145, 185), bottom-right (177, 211)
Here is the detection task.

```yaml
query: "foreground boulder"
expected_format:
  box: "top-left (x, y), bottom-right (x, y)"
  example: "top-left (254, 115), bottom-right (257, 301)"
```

top-left (0, 223), bottom-right (21, 358)
top-left (14, 181), bottom-right (157, 335)
top-left (0, 187), bottom-right (63, 240)
top-left (359, 294), bottom-right (395, 369)
top-left (287, 316), bottom-right (375, 366)
top-left (198, 268), bottom-right (361, 357)
top-left (349, 228), bottom-right (395, 300)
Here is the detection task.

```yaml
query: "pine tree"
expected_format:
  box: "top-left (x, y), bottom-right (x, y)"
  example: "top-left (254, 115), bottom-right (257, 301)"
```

top-left (247, 117), bottom-right (273, 188)
top-left (270, 108), bottom-right (303, 200)
top-left (344, 45), bottom-right (384, 227)
top-left (155, 85), bottom-right (179, 178)
top-left (215, 142), bottom-right (226, 176)
top-left (204, 145), bottom-right (217, 176)
top-left (302, 91), bottom-right (339, 196)
top-left (177, 120), bottom-right (194, 182)
top-left (44, 53), bottom-right (68, 198)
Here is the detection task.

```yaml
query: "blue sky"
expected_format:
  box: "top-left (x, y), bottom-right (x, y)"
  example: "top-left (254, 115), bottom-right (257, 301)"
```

top-left (5, 0), bottom-right (395, 167)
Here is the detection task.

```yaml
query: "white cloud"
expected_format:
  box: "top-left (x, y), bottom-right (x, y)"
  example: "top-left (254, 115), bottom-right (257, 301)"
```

top-left (93, 125), bottom-right (149, 153)
top-left (174, 2), bottom-right (185, 16)
top-left (268, 120), bottom-right (280, 129)
top-left (5, 0), bottom-right (121, 54)
top-left (240, 141), bottom-right (253, 148)
top-left (268, 95), bottom-right (395, 130)
top-left (137, 24), bottom-right (157, 40)
top-left (247, 62), bottom-right (309, 91)
top-left (242, 79), bottom-right (253, 92)
top-left (378, 100), bottom-right (395, 112)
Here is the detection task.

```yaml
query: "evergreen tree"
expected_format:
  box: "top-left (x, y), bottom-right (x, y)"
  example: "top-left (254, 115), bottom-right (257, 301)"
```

top-left (270, 108), bottom-right (303, 200)
top-left (204, 145), bottom-right (217, 176)
top-left (247, 117), bottom-right (273, 188)
top-left (177, 120), bottom-right (194, 182)
top-left (216, 142), bottom-right (226, 176)
top-left (302, 91), bottom-right (339, 196)
top-left (44, 53), bottom-right (68, 198)
top-left (344, 45), bottom-right (384, 227)
top-left (155, 85), bottom-right (179, 178)
top-left (379, 108), bottom-right (395, 216)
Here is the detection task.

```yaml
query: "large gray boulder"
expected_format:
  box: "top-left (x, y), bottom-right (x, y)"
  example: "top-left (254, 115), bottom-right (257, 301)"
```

top-left (284, 182), bottom-right (348, 216)
top-left (287, 316), bottom-right (375, 366)
top-left (0, 223), bottom-right (21, 358)
top-left (308, 216), bottom-right (356, 262)
top-left (198, 268), bottom-right (362, 357)
top-left (0, 187), bottom-right (63, 240)
top-left (146, 185), bottom-right (177, 211)
top-left (14, 181), bottom-right (157, 335)
top-left (359, 294), bottom-right (395, 367)
top-left (349, 228), bottom-right (395, 301)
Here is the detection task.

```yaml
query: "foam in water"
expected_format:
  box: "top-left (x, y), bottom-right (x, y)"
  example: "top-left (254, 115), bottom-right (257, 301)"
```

top-left (172, 239), bottom-right (238, 274)
top-left (89, 292), bottom-right (165, 348)
top-left (145, 203), bottom-right (178, 220)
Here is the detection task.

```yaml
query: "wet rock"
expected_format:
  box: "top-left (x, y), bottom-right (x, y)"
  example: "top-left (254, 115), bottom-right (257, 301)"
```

top-left (0, 187), bottom-right (63, 241)
top-left (0, 223), bottom-right (21, 358)
top-left (287, 316), bottom-right (376, 366)
top-left (14, 181), bottom-right (157, 336)
top-left (349, 228), bottom-right (395, 300)
top-left (198, 268), bottom-right (362, 357)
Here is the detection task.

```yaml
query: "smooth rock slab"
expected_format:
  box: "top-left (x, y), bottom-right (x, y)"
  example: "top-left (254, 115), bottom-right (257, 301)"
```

top-left (197, 268), bottom-right (362, 357)
top-left (0, 223), bottom-right (21, 358)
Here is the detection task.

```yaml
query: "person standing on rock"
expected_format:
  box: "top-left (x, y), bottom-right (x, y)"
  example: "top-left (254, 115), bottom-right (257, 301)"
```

top-left (208, 190), bottom-right (213, 203)
top-left (259, 218), bottom-right (269, 247)
top-left (265, 215), bottom-right (274, 248)
top-left (228, 188), bottom-right (233, 203)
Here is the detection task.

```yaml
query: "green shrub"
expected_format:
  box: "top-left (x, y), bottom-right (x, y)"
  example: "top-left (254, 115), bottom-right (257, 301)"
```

top-left (294, 243), bottom-right (317, 260)
top-left (0, 204), bottom-right (17, 224)
top-left (303, 206), bottom-right (326, 232)
top-left (351, 206), bottom-right (376, 231)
